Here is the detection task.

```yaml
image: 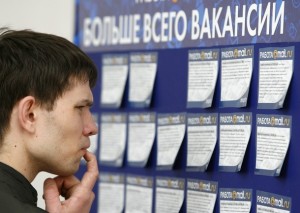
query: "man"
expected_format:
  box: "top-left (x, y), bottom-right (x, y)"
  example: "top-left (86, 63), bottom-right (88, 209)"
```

top-left (0, 28), bottom-right (99, 212)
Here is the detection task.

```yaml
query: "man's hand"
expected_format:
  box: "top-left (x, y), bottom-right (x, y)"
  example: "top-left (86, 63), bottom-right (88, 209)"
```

top-left (43, 151), bottom-right (99, 213)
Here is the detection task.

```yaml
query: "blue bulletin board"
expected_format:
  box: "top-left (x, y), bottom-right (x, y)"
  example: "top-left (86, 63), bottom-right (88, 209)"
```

top-left (75, 0), bottom-right (300, 212)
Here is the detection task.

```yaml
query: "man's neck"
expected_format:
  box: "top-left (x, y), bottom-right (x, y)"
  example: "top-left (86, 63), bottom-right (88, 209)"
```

top-left (0, 142), bottom-right (37, 182)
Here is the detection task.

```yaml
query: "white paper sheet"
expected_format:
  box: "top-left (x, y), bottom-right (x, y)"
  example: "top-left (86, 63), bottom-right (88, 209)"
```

top-left (125, 176), bottom-right (153, 213)
top-left (187, 179), bottom-right (218, 213)
top-left (258, 46), bottom-right (294, 109)
top-left (219, 113), bottom-right (252, 171)
top-left (127, 122), bottom-right (155, 164)
top-left (256, 127), bottom-right (290, 171)
top-left (129, 63), bottom-right (157, 103)
top-left (125, 185), bottom-right (153, 213)
top-left (219, 125), bottom-right (251, 168)
top-left (258, 60), bottom-right (293, 104)
top-left (99, 114), bottom-right (127, 166)
top-left (157, 123), bottom-right (186, 167)
top-left (219, 188), bottom-right (252, 213)
top-left (100, 123), bottom-right (126, 161)
top-left (187, 125), bottom-right (217, 168)
top-left (101, 64), bottom-right (128, 107)
top-left (256, 190), bottom-right (291, 213)
top-left (98, 174), bottom-right (125, 213)
top-left (220, 200), bottom-right (251, 213)
top-left (155, 177), bottom-right (185, 213)
top-left (257, 205), bottom-right (290, 213)
top-left (187, 114), bottom-right (217, 170)
top-left (221, 58), bottom-right (252, 101)
top-left (188, 60), bottom-right (218, 103)
top-left (187, 190), bottom-right (217, 213)
top-left (255, 115), bottom-right (291, 176)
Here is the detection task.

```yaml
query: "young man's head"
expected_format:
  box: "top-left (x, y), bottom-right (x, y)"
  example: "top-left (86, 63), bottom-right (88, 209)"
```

top-left (0, 28), bottom-right (98, 179)
top-left (0, 28), bottom-right (97, 143)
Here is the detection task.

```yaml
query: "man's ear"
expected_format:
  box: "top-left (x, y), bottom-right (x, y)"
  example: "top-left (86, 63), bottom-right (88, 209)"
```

top-left (18, 96), bottom-right (38, 133)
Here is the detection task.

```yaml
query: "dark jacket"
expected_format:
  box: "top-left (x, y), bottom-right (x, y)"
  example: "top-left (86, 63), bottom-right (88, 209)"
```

top-left (0, 162), bottom-right (47, 212)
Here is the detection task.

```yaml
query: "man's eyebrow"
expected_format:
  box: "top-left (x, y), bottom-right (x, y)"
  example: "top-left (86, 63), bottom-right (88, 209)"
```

top-left (77, 99), bottom-right (94, 106)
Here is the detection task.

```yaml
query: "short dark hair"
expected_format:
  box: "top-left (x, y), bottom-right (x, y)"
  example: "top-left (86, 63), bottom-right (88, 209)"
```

top-left (0, 28), bottom-right (97, 143)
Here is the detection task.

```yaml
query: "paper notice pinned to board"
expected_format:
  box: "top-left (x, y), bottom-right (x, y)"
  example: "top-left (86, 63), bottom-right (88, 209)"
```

top-left (187, 179), bottom-right (218, 213)
top-left (255, 114), bottom-right (292, 176)
top-left (129, 52), bottom-right (157, 108)
top-left (98, 173), bottom-right (125, 213)
top-left (219, 113), bottom-right (252, 172)
top-left (155, 177), bottom-right (185, 213)
top-left (157, 113), bottom-right (186, 169)
top-left (127, 112), bottom-right (156, 167)
top-left (187, 49), bottom-right (219, 108)
top-left (125, 175), bottom-right (153, 213)
top-left (100, 54), bottom-right (128, 108)
top-left (219, 188), bottom-right (252, 213)
top-left (258, 46), bottom-right (294, 109)
top-left (99, 113), bottom-right (127, 167)
top-left (256, 190), bottom-right (291, 213)
top-left (187, 113), bottom-right (218, 171)
top-left (220, 46), bottom-right (254, 107)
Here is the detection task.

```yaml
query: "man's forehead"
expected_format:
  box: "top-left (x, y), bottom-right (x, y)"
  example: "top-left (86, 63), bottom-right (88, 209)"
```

top-left (60, 80), bottom-right (93, 101)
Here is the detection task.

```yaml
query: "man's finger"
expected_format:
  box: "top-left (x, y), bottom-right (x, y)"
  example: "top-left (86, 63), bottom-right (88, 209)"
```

top-left (43, 178), bottom-right (61, 212)
top-left (81, 151), bottom-right (99, 190)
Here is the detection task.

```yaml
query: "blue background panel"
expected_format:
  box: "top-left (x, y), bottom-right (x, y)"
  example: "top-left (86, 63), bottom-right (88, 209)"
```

top-left (75, 41), bottom-right (300, 212)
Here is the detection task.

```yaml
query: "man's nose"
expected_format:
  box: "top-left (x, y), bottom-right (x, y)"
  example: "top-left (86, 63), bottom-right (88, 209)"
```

top-left (83, 114), bottom-right (98, 136)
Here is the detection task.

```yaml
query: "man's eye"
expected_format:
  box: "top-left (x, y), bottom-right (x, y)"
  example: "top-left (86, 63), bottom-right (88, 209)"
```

top-left (76, 106), bottom-right (85, 110)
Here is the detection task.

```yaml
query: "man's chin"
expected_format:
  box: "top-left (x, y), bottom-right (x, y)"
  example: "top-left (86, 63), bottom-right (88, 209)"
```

top-left (56, 163), bottom-right (81, 177)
